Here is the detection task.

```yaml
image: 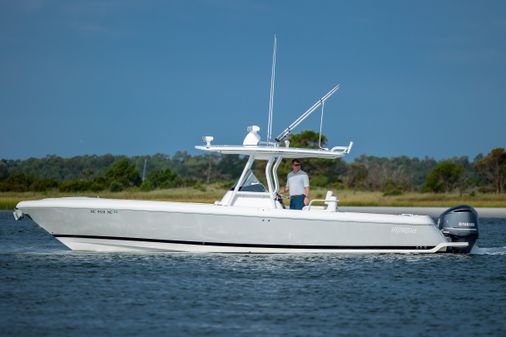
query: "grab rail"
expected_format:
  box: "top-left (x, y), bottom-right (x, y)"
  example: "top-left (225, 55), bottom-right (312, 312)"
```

top-left (306, 198), bottom-right (339, 211)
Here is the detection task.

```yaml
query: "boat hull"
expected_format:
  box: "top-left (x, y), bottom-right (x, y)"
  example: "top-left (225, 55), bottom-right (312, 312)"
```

top-left (15, 197), bottom-right (465, 254)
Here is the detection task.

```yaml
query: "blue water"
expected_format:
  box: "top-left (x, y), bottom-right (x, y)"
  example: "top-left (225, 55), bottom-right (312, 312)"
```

top-left (1, 211), bottom-right (505, 337)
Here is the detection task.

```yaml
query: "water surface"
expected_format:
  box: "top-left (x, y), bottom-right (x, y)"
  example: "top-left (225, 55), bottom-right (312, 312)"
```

top-left (1, 211), bottom-right (505, 337)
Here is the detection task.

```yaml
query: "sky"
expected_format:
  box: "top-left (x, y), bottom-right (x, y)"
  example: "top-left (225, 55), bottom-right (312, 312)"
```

top-left (0, 0), bottom-right (505, 161)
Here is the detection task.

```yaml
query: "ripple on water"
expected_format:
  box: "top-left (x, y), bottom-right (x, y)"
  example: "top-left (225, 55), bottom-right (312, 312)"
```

top-left (0, 212), bottom-right (505, 337)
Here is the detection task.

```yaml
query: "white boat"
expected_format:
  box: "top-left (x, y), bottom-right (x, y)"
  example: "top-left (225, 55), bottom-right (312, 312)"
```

top-left (13, 38), bottom-right (480, 254)
top-left (13, 122), bottom-right (480, 254)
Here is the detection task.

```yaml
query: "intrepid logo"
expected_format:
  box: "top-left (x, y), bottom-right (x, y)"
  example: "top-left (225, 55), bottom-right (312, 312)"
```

top-left (391, 226), bottom-right (417, 234)
top-left (458, 222), bottom-right (475, 227)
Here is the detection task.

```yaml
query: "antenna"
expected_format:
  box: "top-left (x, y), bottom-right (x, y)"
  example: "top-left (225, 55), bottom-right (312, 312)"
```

top-left (267, 35), bottom-right (277, 143)
top-left (275, 84), bottom-right (340, 143)
top-left (142, 158), bottom-right (147, 182)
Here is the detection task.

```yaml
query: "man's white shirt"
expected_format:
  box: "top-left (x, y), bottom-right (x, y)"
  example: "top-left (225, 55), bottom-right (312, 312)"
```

top-left (286, 170), bottom-right (309, 196)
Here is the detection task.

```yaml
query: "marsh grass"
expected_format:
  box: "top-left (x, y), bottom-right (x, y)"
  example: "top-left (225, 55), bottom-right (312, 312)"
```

top-left (2, 185), bottom-right (505, 210)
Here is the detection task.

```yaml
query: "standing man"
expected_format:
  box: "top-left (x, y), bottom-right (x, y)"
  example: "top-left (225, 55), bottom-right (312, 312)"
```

top-left (284, 159), bottom-right (310, 210)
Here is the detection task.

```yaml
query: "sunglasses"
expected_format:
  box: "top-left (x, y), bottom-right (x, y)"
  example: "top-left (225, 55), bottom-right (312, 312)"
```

top-left (292, 163), bottom-right (301, 166)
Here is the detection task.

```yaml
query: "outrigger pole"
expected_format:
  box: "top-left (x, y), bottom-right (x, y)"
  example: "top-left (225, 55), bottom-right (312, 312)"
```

top-left (275, 84), bottom-right (340, 143)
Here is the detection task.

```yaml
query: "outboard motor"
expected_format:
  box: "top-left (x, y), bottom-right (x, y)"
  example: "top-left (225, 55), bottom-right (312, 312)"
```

top-left (437, 205), bottom-right (479, 253)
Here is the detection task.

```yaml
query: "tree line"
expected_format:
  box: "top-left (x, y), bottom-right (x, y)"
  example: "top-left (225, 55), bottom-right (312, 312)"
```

top-left (0, 131), bottom-right (504, 194)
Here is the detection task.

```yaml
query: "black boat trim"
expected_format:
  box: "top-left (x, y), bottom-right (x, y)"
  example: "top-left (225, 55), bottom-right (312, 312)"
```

top-left (53, 234), bottom-right (435, 250)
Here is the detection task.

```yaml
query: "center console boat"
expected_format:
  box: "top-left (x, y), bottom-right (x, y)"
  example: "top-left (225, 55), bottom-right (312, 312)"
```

top-left (13, 38), bottom-right (479, 254)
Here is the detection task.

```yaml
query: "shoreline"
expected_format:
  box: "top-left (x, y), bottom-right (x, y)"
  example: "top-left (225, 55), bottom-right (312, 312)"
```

top-left (1, 189), bottom-right (505, 216)
top-left (339, 206), bottom-right (506, 218)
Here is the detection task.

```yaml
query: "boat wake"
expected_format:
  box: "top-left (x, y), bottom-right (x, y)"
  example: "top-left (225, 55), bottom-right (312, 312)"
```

top-left (470, 244), bottom-right (506, 255)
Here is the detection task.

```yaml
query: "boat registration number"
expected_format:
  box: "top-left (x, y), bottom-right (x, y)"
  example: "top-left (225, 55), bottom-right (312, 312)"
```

top-left (90, 209), bottom-right (118, 215)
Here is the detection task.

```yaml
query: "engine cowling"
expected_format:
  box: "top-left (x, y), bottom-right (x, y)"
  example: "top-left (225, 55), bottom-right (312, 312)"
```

top-left (437, 205), bottom-right (479, 253)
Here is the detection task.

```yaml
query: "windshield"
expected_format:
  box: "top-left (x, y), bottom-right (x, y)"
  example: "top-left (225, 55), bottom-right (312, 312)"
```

top-left (230, 170), bottom-right (266, 192)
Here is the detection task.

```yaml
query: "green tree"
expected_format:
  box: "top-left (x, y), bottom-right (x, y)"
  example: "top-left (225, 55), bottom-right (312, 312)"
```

top-left (216, 155), bottom-right (248, 180)
top-left (353, 155), bottom-right (438, 192)
top-left (30, 178), bottom-right (58, 192)
top-left (104, 158), bottom-right (141, 191)
top-left (475, 147), bottom-right (506, 193)
top-left (382, 178), bottom-right (404, 196)
top-left (90, 176), bottom-right (108, 192)
top-left (0, 173), bottom-right (57, 192)
top-left (289, 130), bottom-right (327, 149)
top-left (142, 168), bottom-right (183, 190)
top-left (0, 173), bottom-right (34, 192)
top-left (59, 179), bottom-right (92, 192)
top-left (0, 160), bottom-right (8, 181)
top-left (345, 163), bottom-right (368, 190)
top-left (424, 161), bottom-right (463, 193)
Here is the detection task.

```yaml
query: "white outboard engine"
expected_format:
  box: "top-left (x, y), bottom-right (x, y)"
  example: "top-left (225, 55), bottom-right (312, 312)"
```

top-left (437, 205), bottom-right (479, 253)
